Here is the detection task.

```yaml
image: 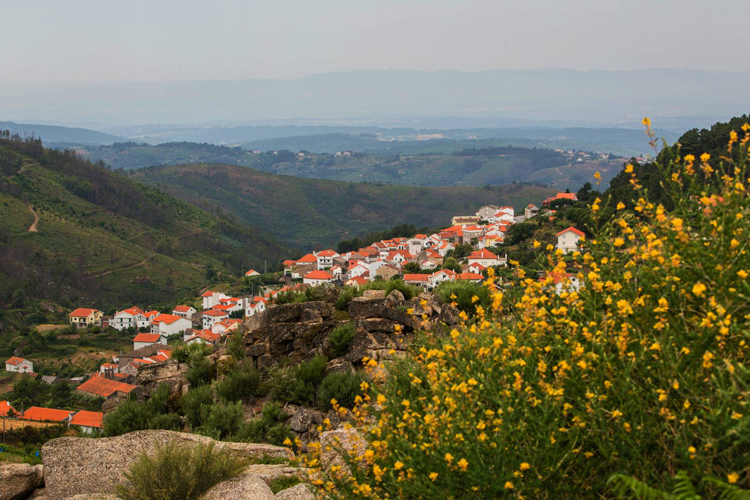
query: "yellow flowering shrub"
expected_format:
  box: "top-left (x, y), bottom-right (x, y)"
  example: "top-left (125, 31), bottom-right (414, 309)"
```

top-left (309, 124), bottom-right (750, 498)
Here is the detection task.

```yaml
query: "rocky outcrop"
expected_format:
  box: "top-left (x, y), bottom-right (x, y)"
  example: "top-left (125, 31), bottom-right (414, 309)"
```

top-left (0, 463), bottom-right (43, 500)
top-left (134, 359), bottom-right (189, 397)
top-left (41, 430), bottom-right (292, 500)
top-left (202, 472), bottom-right (274, 500)
top-left (245, 291), bottom-right (457, 371)
top-left (274, 483), bottom-right (316, 500)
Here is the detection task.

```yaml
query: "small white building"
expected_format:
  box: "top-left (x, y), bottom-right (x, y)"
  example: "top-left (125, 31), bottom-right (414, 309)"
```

top-left (132, 333), bottom-right (168, 351)
top-left (556, 227), bottom-right (584, 254)
top-left (202, 309), bottom-right (229, 330)
top-left (149, 314), bottom-right (192, 337)
top-left (467, 248), bottom-right (503, 268)
top-left (69, 410), bottom-right (103, 435)
top-left (525, 204), bottom-right (539, 219)
top-left (244, 269), bottom-right (261, 278)
top-left (5, 357), bottom-right (34, 373)
top-left (476, 205), bottom-right (501, 220)
top-left (111, 307), bottom-right (146, 331)
top-left (303, 270), bottom-right (335, 286)
top-left (172, 305), bottom-right (196, 320)
top-left (245, 297), bottom-right (267, 317)
top-left (316, 250), bottom-right (339, 270)
top-left (201, 291), bottom-right (228, 310)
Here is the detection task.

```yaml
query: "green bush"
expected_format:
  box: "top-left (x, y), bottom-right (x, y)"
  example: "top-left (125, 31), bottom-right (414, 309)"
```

top-left (435, 280), bottom-right (491, 316)
top-left (103, 384), bottom-right (179, 437)
top-left (186, 345), bottom-right (214, 387)
top-left (226, 328), bottom-right (246, 360)
top-left (180, 385), bottom-right (214, 428)
top-left (234, 402), bottom-right (292, 447)
top-left (115, 440), bottom-right (248, 500)
top-left (329, 323), bottom-right (356, 358)
top-left (269, 355), bottom-right (328, 406)
top-left (214, 362), bottom-right (262, 403)
top-left (197, 402), bottom-right (244, 440)
top-left (317, 371), bottom-right (367, 411)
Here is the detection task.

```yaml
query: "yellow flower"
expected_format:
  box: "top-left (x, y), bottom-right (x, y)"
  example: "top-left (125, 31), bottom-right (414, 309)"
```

top-left (738, 270), bottom-right (748, 279)
top-left (429, 472), bottom-right (439, 481)
top-left (614, 238), bottom-right (624, 247)
top-left (642, 117), bottom-right (651, 127)
top-left (283, 437), bottom-right (292, 446)
top-left (594, 171), bottom-right (601, 181)
top-left (728, 472), bottom-right (739, 484)
top-left (692, 283), bottom-right (706, 296)
top-left (458, 458), bottom-right (468, 471)
top-left (700, 153), bottom-right (710, 163)
top-left (394, 461), bottom-right (404, 470)
top-left (625, 164), bottom-right (634, 173)
top-left (445, 453), bottom-right (454, 463)
top-left (520, 462), bottom-right (531, 471)
top-left (616, 202), bottom-right (625, 210)
top-left (533, 240), bottom-right (541, 248)
top-left (505, 481), bottom-right (514, 489)
top-left (671, 218), bottom-right (684, 231)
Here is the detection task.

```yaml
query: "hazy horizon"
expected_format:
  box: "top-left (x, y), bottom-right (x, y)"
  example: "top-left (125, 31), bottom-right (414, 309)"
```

top-left (2, 0), bottom-right (749, 84)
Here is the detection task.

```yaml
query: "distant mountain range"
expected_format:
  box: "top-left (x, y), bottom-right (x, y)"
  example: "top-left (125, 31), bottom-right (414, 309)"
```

top-left (0, 121), bottom-right (120, 147)
top-left (1, 69), bottom-right (746, 127)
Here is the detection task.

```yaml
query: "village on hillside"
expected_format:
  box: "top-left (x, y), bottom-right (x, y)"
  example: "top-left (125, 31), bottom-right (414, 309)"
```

top-left (1, 191), bottom-right (586, 434)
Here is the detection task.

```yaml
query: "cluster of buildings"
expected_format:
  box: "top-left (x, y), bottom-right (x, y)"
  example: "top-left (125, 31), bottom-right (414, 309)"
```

top-left (281, 198), bottom-right (583, 289)
top-left (0, 400), bottom-right (103, 434)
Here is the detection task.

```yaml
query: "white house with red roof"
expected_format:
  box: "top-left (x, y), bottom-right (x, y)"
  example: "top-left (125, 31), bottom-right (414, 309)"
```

top-left (303, 270), bottom-right (335, 286)
top-left (457, 272), bottom-right (484, 283)
top-left (212, 318), bottom-right (242, 335)
top-left (429, 269), bottom-right (458, 288)
top-left (468, 248), bottom-right (504, 268)
top-left (185, 330), bottom-right (221, 346)
top-left (5, 356), bottom-right (34, 373)
top-left (244, 269), bottom-right (261, 277)
top-left (316, 249), bottom-right (339, 270)
top-left (22, 407), bottom-right (74, 423)
top-left (133, 332), bottom-right (168, 350)
top-left (70, 410), bottom-right (104, 434)
top-left (99, 362), bottom-right (119, 374)
top-left (539, 271), bottom-right (583, 295)
top-left (476, 205), bottom-right (501, 220)
top-left (172, 305), bottom-right (196, 320)
top-left (403, 273), bottom-right (431, 288)
top-left (543, 192), bottom-right (578, 206)
top-left (149, 314), bottom-right (191, 337)
top-left (556, 227), bottom-right (585, 254)
top-left (345, 276), bottom-right (368, 288)
top-left (464, 263), bottom-right (487, 275)
top-left (68, 308), bottom-right (103, 328)
top-left (202, 309), bottom-right (229, 330)
top-left (112, 307), bottom-right (146, 331)
top-left (296, 253), bottom-right (318, 267)
top-left (245, 297), bottom-right (267, 317)
top-left (201, 291), bottom-right (228, 310)
top-left (525, 204), bottom-right (540, 219)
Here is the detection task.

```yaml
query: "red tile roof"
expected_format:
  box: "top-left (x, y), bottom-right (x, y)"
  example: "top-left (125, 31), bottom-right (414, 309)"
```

top-left (70, 410), bottom-right (104, 428)
top-left (150, 314), bottom-right (185, 325)
top-left (0, 400), bottom-right (16, 417)
top-left (468, 249), bottom-right (498, 259)
top-left (201, 290), bottom-right (219, 297)
top-left (458, 272), bottom-right (484, 281)
top-left (346, 276), bottom-right (368, 286)
top-left (117, 307), bottom-right (144, 316)
top-left (173, 305), bottom-right (193, 313)
top-left (297, 253), bottom-right (318, 263)
top-left (403, 274), bottom-right (430, 282)
top-left (133, 333), bottom-right (164, 343)
top-left (22, 406), bottom-right (73, 422)
top-left (5, 356), bottom-right (27, 366)
top-left (556, 227), bottom-right (585, 238)
top-left (304, 270), bottom-right (334, 280)
top-left (317, 249), bottom-right (338, 257)
top-left (77, 376), bottom-right (138, 397)
top-left (69, 308), bottom-right (100, 317)
top-left (202, 309), bottom-right (229, 317)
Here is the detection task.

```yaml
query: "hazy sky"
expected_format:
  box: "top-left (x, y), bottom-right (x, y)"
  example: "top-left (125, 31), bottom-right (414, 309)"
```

top-left (1, 0), bottom-right (747, 83)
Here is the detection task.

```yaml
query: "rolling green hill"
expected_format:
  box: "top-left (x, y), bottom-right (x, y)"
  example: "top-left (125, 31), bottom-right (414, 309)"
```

top-left (0, 135), bottom-right (291, 313)
top-left (129, 163), bottom-right (556, 249)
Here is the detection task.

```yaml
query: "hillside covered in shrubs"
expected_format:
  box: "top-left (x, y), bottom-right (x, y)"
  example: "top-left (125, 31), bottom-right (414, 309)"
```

top-left (303, 120), bottom-right (750, 498)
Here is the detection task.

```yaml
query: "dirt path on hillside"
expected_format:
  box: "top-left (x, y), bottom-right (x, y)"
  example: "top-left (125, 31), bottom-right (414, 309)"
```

top-left (84, 254), bottom-right (154, 278)
top-left (9, 162), bottom-right (38, 179)
top-left (84, 253), bottom-right (154, 278)
top-left (27, 203), bottom-right (39, 232)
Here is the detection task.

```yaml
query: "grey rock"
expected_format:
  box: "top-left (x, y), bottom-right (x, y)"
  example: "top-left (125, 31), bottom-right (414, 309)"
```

top-left (63, 495), bottom-right (118, 500)
top-left (362, 290), bottom-right (386, 300)
top-left (202, 472), bottom-right (274, 500)
top-left (289, 408), bottom-right (323, 434)
top-left (244, 464), bottom-right (306, 484)
top-left (348, 297), bottom-right (386, 318)
top-left (274, 483), bottom-right (315, 500)
top-left (299, 309), bottom-right (323, 323)
top-left (41, 430), bottom-right (292, 500)
top-left (0, 463), bottom-right (43, 500)
top-left (325, 358), bottom-right (354, 375)
top-left (385, 289), bottom-right (405, 304)
top-left (264, 302), bottom-right (331, 324)
top-left (135, 359), bottom-right (188, 397)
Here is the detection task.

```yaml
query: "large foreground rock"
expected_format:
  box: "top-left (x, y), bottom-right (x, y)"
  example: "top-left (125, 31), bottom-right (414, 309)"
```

top-left (0, 463), bottom-right (43, 500)
top-left (202, 472), bottom-right (274, 500)
top-left (41, 430), bottom-right (292, 500)
top-left (245, 464), bottom-right (307, 485)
